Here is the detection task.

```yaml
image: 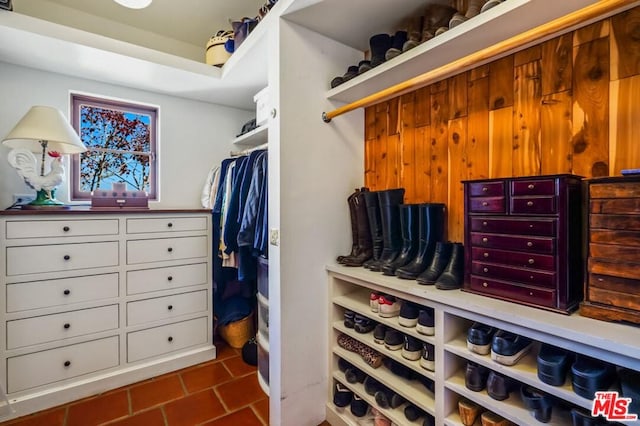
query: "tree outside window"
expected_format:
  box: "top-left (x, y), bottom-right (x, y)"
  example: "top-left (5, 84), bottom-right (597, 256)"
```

top-left (70, 94), bottom-right (158, 200)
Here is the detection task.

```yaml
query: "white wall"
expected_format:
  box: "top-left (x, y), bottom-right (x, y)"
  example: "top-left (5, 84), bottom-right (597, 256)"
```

top-left (0, 61), bottom-right (253, 209)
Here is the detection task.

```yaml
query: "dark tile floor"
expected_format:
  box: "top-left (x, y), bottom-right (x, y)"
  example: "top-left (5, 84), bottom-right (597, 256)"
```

top-left (0, 340), bottom-right (268, 426)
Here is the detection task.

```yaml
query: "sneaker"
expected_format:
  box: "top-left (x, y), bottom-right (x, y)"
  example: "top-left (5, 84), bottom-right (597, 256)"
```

top-left (370, 292), bottom-right (382, 312)
top-left (416, 308), bottom-right (435, 335)
top-left (350, 393), bottom-right (369, 417)
top-left (420, 342), bottom-right (435, 371)
top-left (465, 361), bottom-right (489, 392)
top-left (467, 322), bottom-right (497, 355)
top-left (490, 330), bottom-right (533, 366)
top-left (344, 366), bottom-right (366, 384)
top-left (364, 376), bottom-right (381, 396)
top-left (344, 310), bottom-right (355, 328)
top-left (378, 295), bottom-right (401, 318)
top-left (402, 335), bottom-right (422, 361)
top-left (384, 329), bottom-right (403, 351)
top-left (404, 404), bottom-right (425, 422)
top-left (374, 385), bottom-right (405, 409)
top-left (373, 323), bottom-right (387, 344)
top-left (354, 313), bottom-right (376, 334)
top-left (398, 301), bottom-right (419, 327)
top-left (333, 382), bottom-right (353, 408)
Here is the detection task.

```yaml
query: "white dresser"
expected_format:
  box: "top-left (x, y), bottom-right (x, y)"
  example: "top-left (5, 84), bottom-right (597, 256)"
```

top-left (0, 210), bottom-right (215, 420)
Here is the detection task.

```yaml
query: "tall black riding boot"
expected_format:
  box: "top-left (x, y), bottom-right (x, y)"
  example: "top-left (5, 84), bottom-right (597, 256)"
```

top-left (395, 203), bottom-right (446, 280)
top-left (369, 188), bottom-right (405, 272)
top-left (342, 191), bottom-right (373, 267)
top-left (337, 188), bottom-right (360, 264)
top-left (435, 242), bottom-right (464, 290)
top-left (381, 204), bottom-right (419, 276)
top-left (363, 191), bottom-right (383, 269)
top-left (416, 241), bottom-right (453, 284)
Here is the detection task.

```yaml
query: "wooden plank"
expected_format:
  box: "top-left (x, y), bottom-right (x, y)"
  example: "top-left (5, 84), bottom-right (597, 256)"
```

top-left (430, 80), bottom-right (448, 94)
top-left (589, 258), bottom-right (640, 280)
top-left (574, 20), bottom-right (610, 46)
top-left (489, 55), bottom-right (514, 110)
top-left (415, 126), bottom-right (432, 202)
top-left (572, 37), bottom-right (610, 178)
top-left (415, 86), bottom-right (431, 127)
top-left (590, 230), bottom-right (640, 246)
top-left (541, 34), bottom-right (573, 96)
top-left (430, 91), bottom-right (449, 204)
top-left (448, 73), bottom-right (468, 120)
top-left (590, 182), bottom-right (640, 198)
top-left (374, 102), bottom-right (389, 189)
top-left (488, 107), bottom-right (514, 178)
top-left (386, 133), bottom-right (401, 189)
top-left (590, 243), bottom-right (640, 263)
top-left (365, 105), bottom-right (376, 141)
top-left (388, 96), bottom-right (401, 136)
top-left (448, 117), bottom-right (467, 243)
top-left (513, 60), bottom-right (542, 176)
top-left (469, 64), bottom-right (489, 81)
top-left (514, 45), bottom-right (542, 66)
top-left (591, 214), bottom-right (640, 231)
top-left (364, 137), bottom-right (376, 189)
top-left (467, 76), bottom-right (490, 180)
top-left (400, 93), bottom-right (417, 202)
top-left (611, 6), bottom-right (640, 81)
top-left (541, 91), bottom-right (573, 174)
top-left (588, 286), bottom-right (640, 311)
top-left (591, 199), bottom-right (640, 214)
top-left (610, 76), bottom-right (640, 175)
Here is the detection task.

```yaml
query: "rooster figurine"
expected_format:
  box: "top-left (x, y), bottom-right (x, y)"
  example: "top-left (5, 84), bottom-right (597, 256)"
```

top-left (8, 149), bottom-right (65, 203)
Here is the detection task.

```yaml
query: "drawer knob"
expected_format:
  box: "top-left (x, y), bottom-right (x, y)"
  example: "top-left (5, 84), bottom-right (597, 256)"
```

top-left (64, 361), bottom-right (71, 367)
top-left (482, 221), bottom-right (488, 226)
top-left (63, 323), bottom-right (70, 329)
top-left (527, 242), bottom-right (533, 247)
top-left (527, 201), bottom-right (534, 207)
top-left (63, 289), bottom-right (71, 296)
top-left (168, 305), bottom-right (173, 311)
top-left (482, 187), bottom-right (488, 192)
top-left (528, 258), bottom-right (535, 265)
top-left (528, 184), bottom-right (535, 189)
top-left (483, 252), bottom-right (489, 258)
top-left (63, 226), bottom-right (70, 232)
top-left (482, 282), bottom-right (488, 287)
top-left (63, 255), bottom-right (71, 261)
top-left (530, 275), bottom-right (534, 280)
top-left (168, 222), bottom-right (173, 228)
top-left (482, 201), bottom-right (489, 207)
top-left (482, 237), bottom-right (488, 243)
top-left (168, 336), bottom-right (174, 342)
top-left (167, 276), bottom-right (173, 281)
top-left (167, 247), bottom-right (173, 253)
top-left (483, 268), bottom-right (489, 273)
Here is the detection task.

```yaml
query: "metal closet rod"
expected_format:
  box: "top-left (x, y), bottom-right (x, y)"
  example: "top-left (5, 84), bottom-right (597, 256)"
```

top-left (321, 0), bottom-right (634, 123)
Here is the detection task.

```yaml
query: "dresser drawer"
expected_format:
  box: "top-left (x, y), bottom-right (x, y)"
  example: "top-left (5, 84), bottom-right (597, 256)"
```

top-left (7, 305), bottom-right (119, 349)
top-left (126, 236), bottom-right (207, 264)
top-left (590, 243), bottom-right (640, 264)
top-left (126, 216), bottom-right (207, 234)
top-left (471, 247), bottom-right (555, 271)
top-left (6, 242), bottom-right (119, 276)
top-left (127, 290), bottom-right (208, 326)
top-left (127, 263), bottom-right (208, 295)
top-left (510, 197), bottom-right (556, 214)
top-left (470, 217), bottom-right (556, 236)
top-left (469, 276), bottom-right (557, 309)
top-left (590, 199), bottom-right (640, 215)
top-left (6, 219), bottom-right (119, 239)
top-left (511, 179), bottom-right (556, 196)
top-left (590, 214), bottom-right (640, 232)
top-left (471, 233), bottom-right (555, 254)
top-left (588, 258), bottom-right (640, 281)
top-left (587, 274), bottom-right (640, 311)
top-left (468, 181), bottom-right (505, 197)
top-left (590, 181), bottom-right (640, 199)
top-left (468, 197), bottom-right (506, 213)
top-left (7, 336), bottom-right (119, 393)
top-left (127, 317), bottom-right (208, 362)
top-left (6, 273), bottom-right (119, 313)
top-left (471, 261), bottom-right (556, 288)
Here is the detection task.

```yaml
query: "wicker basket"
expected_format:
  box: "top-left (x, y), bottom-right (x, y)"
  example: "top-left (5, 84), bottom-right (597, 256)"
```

top-left (219, 312), bottom-right (255, 348)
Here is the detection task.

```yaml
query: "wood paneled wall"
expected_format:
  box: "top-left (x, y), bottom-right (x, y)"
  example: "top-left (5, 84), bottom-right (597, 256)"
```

top-left (364, 6), bottom-right (640, 242)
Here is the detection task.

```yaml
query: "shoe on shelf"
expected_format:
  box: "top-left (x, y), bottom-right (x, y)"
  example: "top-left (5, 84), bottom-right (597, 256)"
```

top-left (384, 358), bottom-right (415, 381)
top-left (481, 0), bottom-right (505, 13)
top-left (337, 357), bottom-right (353, 373)
top-left (333, 382), bottom-right (353, 408)
top-left (619, 367), bottom-right (640, 418)
top-left (487, 370), bottom-right (516, 401)
top-left (434, 242), bottom-right (465, 290)
top-left (370, 292), bottom-right (382, 312)
top-left (490, 330), bottom-right (533, 366)
top-left (465, 361), bottom-right (489, 392)
top-left (385, 30), bottom-right (408, 61)
top-left (537, 343), bottom-right (573, 386)
top-left (570, 407), bottom-right (609, 426)
top-left (372, 407), bottom-right (392, 426)
top-left (402, 335), bottom-right (422, 361)
top-left (571, 354), bottom-right (617, 399)
top-left (467, 322), bottom-right (497, 355)
top-left (480, 411), bottom-right (513, 426)
top-left (384, 329), bottom-right (404, 351)
top-left (374, 385), bottom-right (405, 409)
top-left (404, 403), bottom-right (425, 421)
top-left (458, 398), bottom-right (481, 426)
top-left (420, 342), bottom-right (435, 371)
top-left (350, 393), bottom-right (369, 417)
top-left (422, 414), bottom-right (435, 426)
top-left (416, 241), bottom-right (453, 285)
top-left (373, 323), bottom-right (387, 345)
top-left (354, 313), bottom-right (376, 334)
top-left (337, 334), bottom-right (384, 368)
top-left (330, 65), bottom-right (359, 89)
top-left (378, 295), bottom-right (401, 318)
top-left (416, 307), bottom-right (435, 335)
top-left (357, 59), bottom-right (372, 75)
top-left (344, 365), bottom-right (366, 384)
top-left (344, 310), bottom-right (355, 329)
top-left (364, 375), bottom-right (381, 396)
top-left (399, 301), bottom-right (419, 327)
top-left (521, 385), bottom-right (553, 423)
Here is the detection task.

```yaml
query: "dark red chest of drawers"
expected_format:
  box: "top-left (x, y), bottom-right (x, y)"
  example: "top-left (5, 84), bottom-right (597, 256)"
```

top-left (463, 174), bottom-right (583, 314)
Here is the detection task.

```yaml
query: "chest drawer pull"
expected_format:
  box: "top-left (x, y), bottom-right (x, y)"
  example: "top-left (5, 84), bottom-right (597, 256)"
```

top-left (482, 221), bottom-right (488, 226)
top-left (483, 282), bottom-right (488, 287)
top-left (167, 247), bottom-right (173, 253)
top-left (484, 252), bottom-right (489, 258)
top-left (63, 289), bottom-right (71, 295)
top-left (528, 184), bottom-right (535, 190)
top-left (528, 258), bottom-right (535, 265)
top-left (482, 187), bottom-right (488, 192)
top-left (64, 360), bottom-right (71, 367)
top-left (484, 268), bottom-right (489, 273)
top-left (167, 276), bottom-right (173, 281)
top-left (63, 255), bottom-right (71, 261)
top-left (63, 226), bottom-right (70, 232)
top-left (527, 201), bottom-right (534, 206)
top-left (482, 237), bottom-right (488, 243)
top-left (168, 222), bottom-right (173, 228)
top-left (168, 305), bottom-right (173, 311)
top-left (63, 323), bottom-right (70, 329)
top-left (527, 242), bottom-right (533, 247)
top-left (168, 336), bottom-right (173, 342)
top-left (482, 201), bottom-right (489, 207)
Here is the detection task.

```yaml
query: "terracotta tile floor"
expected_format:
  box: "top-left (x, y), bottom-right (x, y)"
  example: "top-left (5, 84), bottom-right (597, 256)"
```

top-left (0, 340), bottom-right (269, 426)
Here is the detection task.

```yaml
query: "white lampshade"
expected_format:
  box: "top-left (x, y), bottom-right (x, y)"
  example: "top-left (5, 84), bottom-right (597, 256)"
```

top-left (2, 106), bottom-right (86, 154)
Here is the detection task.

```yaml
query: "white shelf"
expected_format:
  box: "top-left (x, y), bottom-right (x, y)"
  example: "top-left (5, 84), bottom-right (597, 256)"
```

top-left (233, 125), bottom-right (269, 146)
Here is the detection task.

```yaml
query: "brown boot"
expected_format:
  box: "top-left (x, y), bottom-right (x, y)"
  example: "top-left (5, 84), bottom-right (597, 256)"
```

top-left (341, 190), bottom-right (373, 267)
top-left (481, 411), bottom-right (513, 426)
top-left (337, 188), bottom-right (360, 263)
top-left (458, 399), bottom-right (481, 426)
top-left (422, 4), bottom-right (457, 41)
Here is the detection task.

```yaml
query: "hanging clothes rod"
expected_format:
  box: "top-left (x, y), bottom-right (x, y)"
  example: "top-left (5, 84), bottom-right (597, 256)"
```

top-left (321, 0), bottom-right (634, 123)
top-left (230, 142), bottom-right (268, 157)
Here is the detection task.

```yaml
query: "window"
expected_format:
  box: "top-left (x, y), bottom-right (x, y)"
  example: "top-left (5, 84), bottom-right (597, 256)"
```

top-left (70, 94), bottom-right (158, 200)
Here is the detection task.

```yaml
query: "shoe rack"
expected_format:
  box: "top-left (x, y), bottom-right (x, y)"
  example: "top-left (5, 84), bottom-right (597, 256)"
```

top-left (326, 264), bottom-right (640, 426)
